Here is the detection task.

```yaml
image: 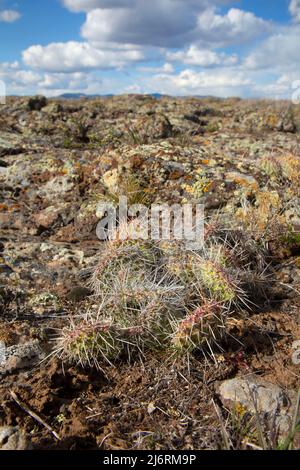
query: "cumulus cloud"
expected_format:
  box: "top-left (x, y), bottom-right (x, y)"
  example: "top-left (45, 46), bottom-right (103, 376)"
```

top-left (252, 74), bottom-right (298, 99)
top-left (196, 8), bottom-right (271, 46)
top-left (0, 9), bottom-right (21, 22)
top-left (244, 26), bottom-right (300, 71)
top-left (38, 71), bottom-right (91, 90)
top-left (147, 68), bottom-right (252, 97)
top-left (81, 3), bottom-right (196, 48)
top-left (0, 61), bottom-right (103, 96)
top-left (80, 1), bottom-right (266, 48)
top-left (0, 62), bottom-right (41, 94)
top-left (23, 41), bottom-right (144, 72)
top-left (63, 0), bottom-right (231, 14)
top-left (289, 0), bottom-right (300, 22)
top-left (1, 0), bottom-right (295, 99)
top-left (62, 0), bottom-right (137, 12)
top-left (19, 0), bottom-right (269, 83)
top-left (166, 45), bottom-right (238, 67)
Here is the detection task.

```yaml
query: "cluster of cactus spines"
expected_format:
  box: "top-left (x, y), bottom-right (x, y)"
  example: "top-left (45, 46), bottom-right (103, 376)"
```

top-left (90, 233), bottom-right (160, 295)
top-left (55, 219), bottom-right (269, 368)
top-left (165, 244), bottom-right (250, 309)
top-left (195, 259), bottom-right (239, 303)
top-left (171, 302), bottom-right (225, 354)
top-left (53, 313), bottom-right (121, 369)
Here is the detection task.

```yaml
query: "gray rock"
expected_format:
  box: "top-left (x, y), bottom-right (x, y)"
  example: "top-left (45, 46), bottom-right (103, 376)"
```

top-left (0, 341), bottom-right (45, 375)
top-left (66, 286), bottom-right (92, 302)
top-left (218, 376), bottom-right (296, 436)
top-left (0, 426), bottom-right (32, 450)
top-left (27, 95), bottom-right (47, 112)
top-left (41, 175), bottom-right (75, 198)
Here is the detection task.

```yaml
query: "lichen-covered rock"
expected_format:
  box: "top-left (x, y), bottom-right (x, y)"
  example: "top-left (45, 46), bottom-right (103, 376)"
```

top-left (0, 341), bottom-right (45, 375)
top-left (218, 376), bottom-right (296, 437)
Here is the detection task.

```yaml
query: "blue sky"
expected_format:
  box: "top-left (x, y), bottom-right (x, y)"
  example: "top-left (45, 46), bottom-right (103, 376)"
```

top-left (0, 0), bottom-right (300, 98)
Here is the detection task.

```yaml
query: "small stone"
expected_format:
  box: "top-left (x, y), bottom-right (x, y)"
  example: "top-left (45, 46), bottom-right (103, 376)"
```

top-left (0, 264), bottom-right (14, 277)
top-left (29, 292), bottom-right (61, 315)
top-left (33, 206), bottom-right (61, 229)
top-left (0, 341), bottom-right (45, 375)
top-left (42, 176), bottom-right (75, 198)
top-left (0, 426), bottom-right (32, 450)
top-left (218, 376), bottom-right (296, 436)
top-left (66, 286), bottom-right (92, 302)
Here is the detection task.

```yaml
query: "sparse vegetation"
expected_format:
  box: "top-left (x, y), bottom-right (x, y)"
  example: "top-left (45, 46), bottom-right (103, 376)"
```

top-left (1, 95), bottom-right (299, 451)
top-left (54, 219), bottom-right (272, 369)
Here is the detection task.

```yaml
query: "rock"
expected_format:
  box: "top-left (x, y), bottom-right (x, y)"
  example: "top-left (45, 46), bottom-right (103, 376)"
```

top-left (276, 109), bottom-right (296, 133)
top-left (132, 113), bottom-right (173, 141)
top-left (0, 286), bottom-right (12, 313)
top-left (41, 175), bottom-right (75, 198)
top-left (218, 376), bottom-right (296, 436)
top-left (66, 286), bottom-right (92, 302)
top-left (184, 114), bottom-right (202, 124)
top-left (0, 159), bottom-right (8, 168)
top-left (0, 264), bottom-right (14, 277)
top-left (29, 292), bottom-right (61, 315)
top-left (43, 102), bottom-right (63, 114)
top-left (33, 205), bottom-right (61, 229)
top-left (0, 133), bottom-right (23, 149)
top-left (225, 171), bottom-right (258, 189)
top-left (0, 426), bottom-right (32, 450)
top-left (27, 95), bottom-right (47, 111)
top-left (0, 147), bottom-right (23, 158)
top-left (0, 341), bottom-right (45, 375)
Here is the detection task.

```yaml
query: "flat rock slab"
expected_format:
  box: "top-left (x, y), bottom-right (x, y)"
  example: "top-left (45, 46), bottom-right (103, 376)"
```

top-left (0, 341), bottom-right (45, 375)
top-left (218, 376), bottom-right (297, 436)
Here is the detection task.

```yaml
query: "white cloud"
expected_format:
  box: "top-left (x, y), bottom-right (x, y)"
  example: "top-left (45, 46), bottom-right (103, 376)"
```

top-left (0, 9), bottom-right (21, 22)
top-left (0, 63), bottom-right (41, 94)
top-left (1, 0), bottom-right (295, 100)
top-left (244, 25), bottom-right (300, 71)
top-left (0, 61), bottom-right (19, 72)
top-left (196, 8), bottom-right (271, 46)
top-left (80, 2), bottom-right (263, 48)
top-left (0, 61), bottom-right (103, 96)
top-left (252, 74), bottom-right (298, 99)
top-left (63, 0), bottom-right (230, 14)
top-left (19, 1), bottom-right (269, 83)
top-left (22, 41), bottom-right (144, 72)
top-left (139, 63), bottom-right (174, 73)
top-left (289, 0), bottom-right (300, 22)
top-left (62, 0), bottom-right (137, 12)
top-left (166, 45), bottom-right (238, 66)
top-left (38, 71), bottom-right (90, 90)
top-left (146, 68), bottom-right (252, 97)
top-left (80, 3), bottom-right (196, 47)
top-left (14, 70), bottom-right (41, 85)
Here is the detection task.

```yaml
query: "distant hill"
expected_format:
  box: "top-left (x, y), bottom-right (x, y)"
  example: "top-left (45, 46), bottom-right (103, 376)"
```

top-left (57, 93), bottom-right (113, 99)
